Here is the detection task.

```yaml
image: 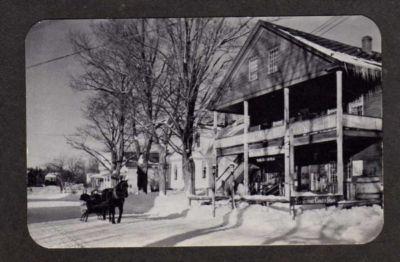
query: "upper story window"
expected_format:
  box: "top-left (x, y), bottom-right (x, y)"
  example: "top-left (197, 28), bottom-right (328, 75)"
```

top-left (124, 151), bottom-right (137, 168)
top-left (348, 96), bottom-right (364, 116)
top-left (248, 57), bottom-right (259, 81)
top-left (267, 46), bottom-right (280, 74)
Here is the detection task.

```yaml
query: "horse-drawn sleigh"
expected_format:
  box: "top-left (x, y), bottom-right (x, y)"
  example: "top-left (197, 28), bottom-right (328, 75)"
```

top-left (79, 180), bottom-right (129, 224)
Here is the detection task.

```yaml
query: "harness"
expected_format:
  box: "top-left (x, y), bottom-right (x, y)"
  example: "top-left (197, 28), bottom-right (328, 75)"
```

top-left (113, 187), bottom-right (119, 199)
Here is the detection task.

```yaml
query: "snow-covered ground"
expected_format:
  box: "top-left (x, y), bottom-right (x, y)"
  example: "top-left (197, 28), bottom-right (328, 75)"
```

top-left (28, 201), bottom-right (82, 209)
top-left (27, 186), bottom-right (70, 200)
top-left (28, 191), bottom-right (383, 248)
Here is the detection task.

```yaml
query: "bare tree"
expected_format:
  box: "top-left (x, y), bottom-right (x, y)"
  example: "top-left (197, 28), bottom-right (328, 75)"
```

top-left (68, 19), bottom-right (170, 191)
top-left (45, 155), bottom-right (66, 172)
top-left (68, 18), bottom-right (251, 193)
top-left (86, 156), bottom-right (100, 174)
top-left (66, 93), bottom-right (136, 176)
top-left (68, 25), bottom-right (137, 179)
top-left (157, 18), bottom-right (252, 194)
top-left (66, 157), bottom-right (86, 182)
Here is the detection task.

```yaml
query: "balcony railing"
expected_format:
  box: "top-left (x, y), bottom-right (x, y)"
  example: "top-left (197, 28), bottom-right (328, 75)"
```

top-left (291, 114), bottom-right (336, 135)
top-left (215, 113), bottom-right (382, 149)
top-left (343, 114), bottom-right (382, 130)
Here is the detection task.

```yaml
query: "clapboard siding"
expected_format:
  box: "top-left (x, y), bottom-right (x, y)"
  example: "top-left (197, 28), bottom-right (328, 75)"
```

top-left (350, 142), bottom-right (382, 177)
top-left (216, 27), bottom-right (333, 109)
top-left (364, 86), bottom-right (382, 118)
top-left (352, 142), bottom-right (382, 161)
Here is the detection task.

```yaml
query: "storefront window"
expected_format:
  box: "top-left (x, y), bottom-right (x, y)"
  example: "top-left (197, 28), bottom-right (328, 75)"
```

top-left (297, 162), bottom-right (337, 194)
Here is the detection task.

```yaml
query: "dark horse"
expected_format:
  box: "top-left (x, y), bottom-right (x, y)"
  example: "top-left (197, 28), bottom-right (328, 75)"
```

top-left (79, 193), bottom-right (108, 222)
top-left (102, 180), bottom-right (129, 224)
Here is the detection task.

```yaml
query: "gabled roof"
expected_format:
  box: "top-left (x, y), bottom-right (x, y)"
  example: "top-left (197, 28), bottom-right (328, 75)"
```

top-left (208, 20), bottom-right (382, 110)
top-left (267, 21), bottom-right (381, 64)
top-left (270, 21), bottom-right (382, 71)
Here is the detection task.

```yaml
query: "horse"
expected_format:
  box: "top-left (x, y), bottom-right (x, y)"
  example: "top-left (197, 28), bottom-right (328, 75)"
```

top-left (79, 193), bottom-right (108, 222)
top-left (102, 180), bottom-right (129, 224)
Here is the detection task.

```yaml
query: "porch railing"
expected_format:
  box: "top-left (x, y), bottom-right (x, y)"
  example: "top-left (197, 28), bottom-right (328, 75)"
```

top-left (215, 113), bottom-right (382, 149)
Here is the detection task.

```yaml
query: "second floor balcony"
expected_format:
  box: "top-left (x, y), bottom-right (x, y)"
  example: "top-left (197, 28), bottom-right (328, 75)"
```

top-left (215, 113), bottom-right (382, 151)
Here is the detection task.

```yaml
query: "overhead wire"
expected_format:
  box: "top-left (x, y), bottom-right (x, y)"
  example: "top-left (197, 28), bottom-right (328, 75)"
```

top-left (318, 16), bottom-right (350, 36)
top-left (26, 21), bottom-right (177, 69)
top-left (310, 17), bottom-right (339, 34)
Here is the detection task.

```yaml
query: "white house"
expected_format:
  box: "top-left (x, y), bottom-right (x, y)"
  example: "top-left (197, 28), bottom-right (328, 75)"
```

top-left (44, 172), bottom-right (59, 185)
top-left (87, 170), bottom-right (112, 191)
top-left (168, 126), bottom-right (215, 190)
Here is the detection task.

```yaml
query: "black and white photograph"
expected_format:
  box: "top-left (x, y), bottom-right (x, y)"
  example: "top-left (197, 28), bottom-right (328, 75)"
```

top-left (26, 16), bottom-right (383, 248)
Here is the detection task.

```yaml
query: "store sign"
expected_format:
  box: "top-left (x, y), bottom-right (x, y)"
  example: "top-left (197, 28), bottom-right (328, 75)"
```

top-left (290, 195), bottom-right (341, 205)
top-left (256, 156), bottom-right (275, 163)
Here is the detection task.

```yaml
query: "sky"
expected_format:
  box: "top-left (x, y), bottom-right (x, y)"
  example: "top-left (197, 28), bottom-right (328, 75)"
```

top-left (26, 16), bottom-right (382, 168)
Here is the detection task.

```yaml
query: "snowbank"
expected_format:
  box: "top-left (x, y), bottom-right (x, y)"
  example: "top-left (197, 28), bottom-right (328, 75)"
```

top-left (179, 203), bottom-right (383, 246)
top-left (297, 205), bottom-right (383, 244)
top-left (29, 198), bottom-right (383, 247)
top-left (146, 190), bottom-right (189, 217)
top-left (235, 204), bottom-right (382, 245)
top-left (27, 186), bottom-right (70, 200)
top-left (185, 199), bottom-right (233, 221)
top-left (145, 191), bottom-right (382, 244)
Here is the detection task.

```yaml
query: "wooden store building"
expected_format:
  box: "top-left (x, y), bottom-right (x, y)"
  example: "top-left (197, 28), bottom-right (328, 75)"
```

top-left (208, 20), bottom-right (382, 204)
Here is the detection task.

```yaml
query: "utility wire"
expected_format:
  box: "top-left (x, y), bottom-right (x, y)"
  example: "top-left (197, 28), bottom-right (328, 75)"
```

top-left (26, 21), bottom-right (177, 70)
top-left (26, 49), bottom-right (93, 69)
top-left (310, 17), bottom-right (339, 34)
top-left (318, 17), bottom-right (350, 36)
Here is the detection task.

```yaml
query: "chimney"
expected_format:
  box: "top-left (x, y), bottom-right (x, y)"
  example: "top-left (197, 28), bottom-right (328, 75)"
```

top-left (362, 35), bottom-right (373, 55)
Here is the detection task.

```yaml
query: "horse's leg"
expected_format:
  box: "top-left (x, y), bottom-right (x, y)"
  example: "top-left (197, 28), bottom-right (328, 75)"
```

top-left (117, 203), bottom-right (123, 223)
top-left (102, 208), bottom-right (106, 220)
top-left (110, 205), bottom-right (116, 224)
top-left (108, 204), bottom-right (113, 222)
top-left (82, 211), bottom-right (87, 222)
top-left (112, 207), bottom-right (116, 224)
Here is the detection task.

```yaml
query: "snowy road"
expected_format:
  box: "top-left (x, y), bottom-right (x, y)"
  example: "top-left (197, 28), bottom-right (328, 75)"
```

top-left (27, 191), bottom-right (158, 224)
top-left (28, 201), bottom-right (383, 247)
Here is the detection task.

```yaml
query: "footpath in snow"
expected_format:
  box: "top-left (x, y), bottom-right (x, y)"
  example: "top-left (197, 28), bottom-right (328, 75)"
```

top-left (27, 186), bottom-right (70, 200)
top-left (28, 191), bottom-right (383, 248)
top-left (28, 201), bottom-right (82, 209)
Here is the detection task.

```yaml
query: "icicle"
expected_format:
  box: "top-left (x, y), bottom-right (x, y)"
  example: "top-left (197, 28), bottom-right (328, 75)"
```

top-left (348, 65), bottom-right (381, 82)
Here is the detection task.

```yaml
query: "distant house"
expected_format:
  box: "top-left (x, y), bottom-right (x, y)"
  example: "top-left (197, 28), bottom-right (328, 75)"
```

top-left (208, 20), bottom-right (382, 203)
top-left (44, 172), bottom-right (59, 186)
top-left (87, 171), bottom-right (113, 191)
top-left (88, 146), bottom-right (162, 193)
top-left (168, 126), bottom-right (215, 191)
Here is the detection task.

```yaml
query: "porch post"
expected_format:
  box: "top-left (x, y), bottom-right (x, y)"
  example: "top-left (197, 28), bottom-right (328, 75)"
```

top-left (212, 111), bottom-right (218, 190)
top-left (243, 100), bottom-right (249, 195)
top-left (289, 128), bottom-right (294, 196)
top-left (284, 87), bottom-right (291, 199)
top-left (336, 70), bottom-right (344, 196)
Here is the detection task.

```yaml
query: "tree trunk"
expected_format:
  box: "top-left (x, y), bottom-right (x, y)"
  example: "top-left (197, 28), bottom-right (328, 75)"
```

top-left (158, 144), bottom-right (167, 196)
top-left (138, 137), bottom-right (153, 193)
top-left (182, 150), bottom-right (195, 195)
top-left (114, 95), bottom-right (126, 182)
